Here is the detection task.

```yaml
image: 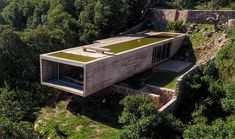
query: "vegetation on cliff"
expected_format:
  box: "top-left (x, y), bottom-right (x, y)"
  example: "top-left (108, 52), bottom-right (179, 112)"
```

top-left (0, 0), bottom-right (234, 138)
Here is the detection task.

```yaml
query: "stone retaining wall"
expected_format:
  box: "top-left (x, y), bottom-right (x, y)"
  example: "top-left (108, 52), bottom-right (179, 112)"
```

top-left (151, 9), bottom-right (235, 29)
top-left (110, 85), bottom-right (177, 111)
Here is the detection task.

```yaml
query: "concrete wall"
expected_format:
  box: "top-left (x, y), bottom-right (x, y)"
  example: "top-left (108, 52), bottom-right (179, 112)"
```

top-left (151, 9), bottom-right (235, 29)
top-left (41, 59), bottom-right (58, 82)
top-left (84, 35), bottom-right (185, 96)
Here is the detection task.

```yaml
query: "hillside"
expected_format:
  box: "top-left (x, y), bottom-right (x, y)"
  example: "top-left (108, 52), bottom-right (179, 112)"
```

top-left (0, 0), bottom-right (234, 138)
top-left (189, 24), bottom-right (228, 64)
top-left (34, 24), bottom-right (233, 138)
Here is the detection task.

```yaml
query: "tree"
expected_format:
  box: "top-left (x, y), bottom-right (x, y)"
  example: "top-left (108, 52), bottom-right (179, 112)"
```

top-left (119, 94), bottom-right (183, 139)
top-left (0, 27), bottom-right (36, 88)
top-left (2, 0), bottom-right (36, 30)
top-left (183, 116), bottom-right (235, 139)
top-left (119, 94), bottom-right (158, 138)
top-left (2, 1), bottom-right (26, 30)
top-left (0, 14), bottom-right (5, 24)
top-left (215, 31), bottom-right (235, 113)
top-left (27, 0), bottom-right (50, 28)
top-left (0, 116), bottom-right (39, 139)
top-left (207, 8), bottom-right (220, 32)
top-left (0, 0), bottom-right (10, 12)
top-left (173, 0), bottom-right (196, 9)
top-left (122, 0), bottom-right (148, 26)
top-left (221, 82), bottom-right (235, 113)
top-left (47, 4), bottom-right (79, 47)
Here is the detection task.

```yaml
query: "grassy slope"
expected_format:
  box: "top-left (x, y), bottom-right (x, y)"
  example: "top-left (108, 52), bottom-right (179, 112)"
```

top-left (35, 92), bottom-right (125, 139)
top-left (189, 24), bottom-right (223, 63)
top-left (35, 24), bottom-right (226, 138)
top-left (35, 102), bottom-right (119, 139)
top-left (190, 24), bottom-right (218, 47)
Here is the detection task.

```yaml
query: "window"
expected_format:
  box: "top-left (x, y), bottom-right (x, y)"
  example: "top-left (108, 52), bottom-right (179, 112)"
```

top-left (58, 64), bottom-right (84, 88)
top-left (152, 42), bottom-right (171, 64)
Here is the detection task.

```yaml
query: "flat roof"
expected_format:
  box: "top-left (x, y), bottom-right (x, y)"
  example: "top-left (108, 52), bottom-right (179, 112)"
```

top-left (50, 52), bottom-right (96, 62)
top-left (41, 32), bottom-right (184, 63)
top-left (103, 33), bottom-right (177, 53)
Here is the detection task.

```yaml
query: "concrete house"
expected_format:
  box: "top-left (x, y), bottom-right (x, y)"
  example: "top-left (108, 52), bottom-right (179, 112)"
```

top-left (40, 32), bottom-right (186, 97)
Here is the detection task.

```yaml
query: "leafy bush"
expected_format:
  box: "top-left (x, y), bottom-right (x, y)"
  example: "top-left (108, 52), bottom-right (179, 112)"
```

top-left (0, 84), bottom-right (52, 121)
top-left (180, 26), bottom-right (235, 139)
top-left (227, 27), bottom-right (235, 40)
top-left (173, 0), bottom-right (196, 9)
top-left (221, 82), bottom-right (235, 113)
top-left (0, 116), bottom-right (39, 139)
top-left (119, 94), bottom-right (183, 139)
top-left (216, 41), bottom-right (235, 80)
top-left (183, 116), bottom-right (235, 139)
top-left (167, 20), bottom-right (185, 32)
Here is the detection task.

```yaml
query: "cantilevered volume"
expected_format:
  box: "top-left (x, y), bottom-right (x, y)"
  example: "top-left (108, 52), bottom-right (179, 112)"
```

top-left (40, 32), bottom-right (186, 97)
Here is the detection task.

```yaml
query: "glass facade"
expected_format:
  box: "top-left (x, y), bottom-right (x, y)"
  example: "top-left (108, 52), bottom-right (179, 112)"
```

top-left (152, 43), bottom-right (171, 64)
top-left (58, 63), bottom-right (84, 89)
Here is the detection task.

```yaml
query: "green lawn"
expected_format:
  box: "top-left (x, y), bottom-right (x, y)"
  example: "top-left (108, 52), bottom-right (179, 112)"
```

top-left (122, 66), bottom-right (192, 89)
top-left (145, 71), bottom-right (184, 89)
top-left (35, 92), bottom-right (125, 139)
top-left (50, 52), bottom-right (96, 62)
top-left (103, 34), bottom-right (176, 53)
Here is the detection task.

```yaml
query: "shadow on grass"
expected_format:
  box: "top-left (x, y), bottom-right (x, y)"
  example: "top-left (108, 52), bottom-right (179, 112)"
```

top-left (146, 66), bottom-right (194, 88)
top-left (121, 36), bottom-right (196, 89)
top-left (66, 91), bottom-right (125, 129)
top-left (121, 65), bottom-right (193, 89)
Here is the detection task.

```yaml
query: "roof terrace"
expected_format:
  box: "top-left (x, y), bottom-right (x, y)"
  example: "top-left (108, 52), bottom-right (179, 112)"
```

top-left (44, 32), bottom-right (180, 63)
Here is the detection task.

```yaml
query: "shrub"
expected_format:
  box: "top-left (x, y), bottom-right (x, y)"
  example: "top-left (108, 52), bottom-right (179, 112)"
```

top-left (167, 20), bottom-right (184, 32)
top-left (0, 116), bottom-right (39, 139)
top-left (173, 0), bottom-right (196, 9)
top-left (119, 94), bottom-right (183, 139)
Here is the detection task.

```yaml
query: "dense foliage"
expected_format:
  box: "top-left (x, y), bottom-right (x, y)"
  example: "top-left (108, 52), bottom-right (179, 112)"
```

top-left (0, 116), bottom-right (39, 139)
top-left (174, 27), bottom-right (235, 139)
top-left (167, 20), bottom-right (185, 32)
top-left (155, 0), bottom-right (233, 9)
top-left (0, 0), bottom-right (234, 138)
top-left (0, 0), bottom-right (148, 138)
top-left (119, 94), bottom-right (183, 139)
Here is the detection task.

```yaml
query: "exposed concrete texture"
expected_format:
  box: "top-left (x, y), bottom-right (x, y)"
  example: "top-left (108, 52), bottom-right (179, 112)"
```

top-left (40, 32), bottom-right (186, 97)
top-left (84, 35), bottom-right (185, 96)
top-left (155, 60), bottom-right (192, 72)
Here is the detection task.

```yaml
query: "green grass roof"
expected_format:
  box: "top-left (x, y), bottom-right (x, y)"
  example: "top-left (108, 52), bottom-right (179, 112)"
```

top-left (103, 33), bottom-right (177, 53)
top-left (50, 52), bottom-right (96, 62)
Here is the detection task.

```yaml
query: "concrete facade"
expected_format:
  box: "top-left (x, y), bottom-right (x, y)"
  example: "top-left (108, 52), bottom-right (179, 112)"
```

top-left (40, 32), bottom-right (186, 97)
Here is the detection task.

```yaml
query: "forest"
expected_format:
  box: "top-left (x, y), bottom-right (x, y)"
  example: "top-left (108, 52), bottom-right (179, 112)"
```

top-left (0, 0), bottom-right (234, 138)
